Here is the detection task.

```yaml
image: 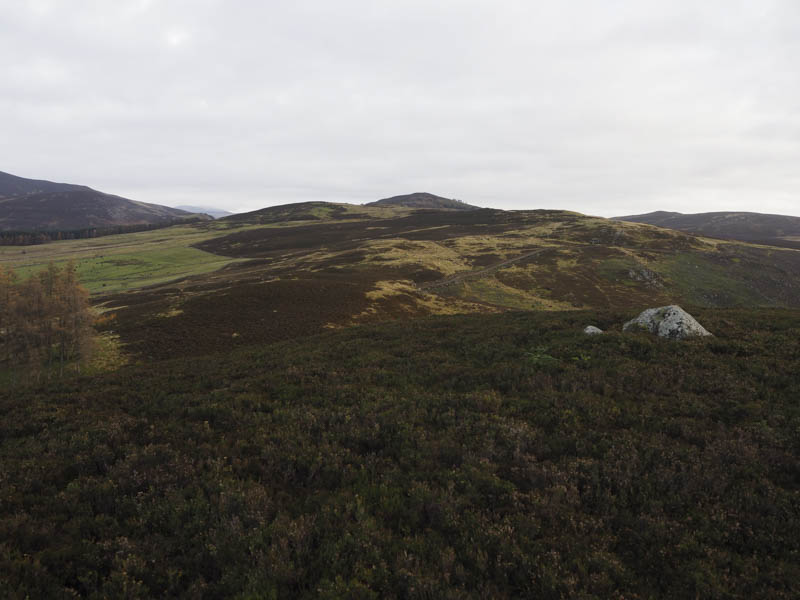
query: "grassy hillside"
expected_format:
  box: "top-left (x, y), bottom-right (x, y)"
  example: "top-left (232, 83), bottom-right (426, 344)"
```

top-left (2, 202), bottom-right (800, 363)
top-left (0, 223), bottom-right (248, 294)
top-left (2, 308), bottom-right (799, 598)
top-left (200, 205), bottom-right (800, 314)
top-left (108, 205), bottom-right (800, 361)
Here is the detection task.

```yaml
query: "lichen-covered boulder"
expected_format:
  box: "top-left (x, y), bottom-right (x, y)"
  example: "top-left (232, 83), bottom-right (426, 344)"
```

top-left (583, 325), bottom-right (604, 335)
top-left (623, 305), bottom-right (712, 339)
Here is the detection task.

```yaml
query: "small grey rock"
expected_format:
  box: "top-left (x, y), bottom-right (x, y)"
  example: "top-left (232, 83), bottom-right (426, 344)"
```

top-left (583, 325), bottom-right (604, 335)
top-left (623, 305), bottom-right (712, 339)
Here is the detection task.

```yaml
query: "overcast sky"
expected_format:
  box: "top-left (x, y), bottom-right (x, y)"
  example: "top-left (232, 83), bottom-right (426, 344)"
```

top-left (2, 1), bottom-right (799, 216)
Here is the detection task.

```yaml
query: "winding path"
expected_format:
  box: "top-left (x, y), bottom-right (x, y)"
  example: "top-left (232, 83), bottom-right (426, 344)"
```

top-left (417, 247), bottom-right (551, 291)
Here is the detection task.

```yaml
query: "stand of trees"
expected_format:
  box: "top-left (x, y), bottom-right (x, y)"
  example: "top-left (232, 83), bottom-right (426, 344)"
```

top-left (0, 262), bottom-right (94, 377)
top-left (0, 217), bottom-right (210, 246)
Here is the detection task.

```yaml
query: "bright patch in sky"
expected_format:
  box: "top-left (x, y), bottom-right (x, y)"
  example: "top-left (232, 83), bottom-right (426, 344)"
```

top-left (165, 29), bottom-right (188, 47)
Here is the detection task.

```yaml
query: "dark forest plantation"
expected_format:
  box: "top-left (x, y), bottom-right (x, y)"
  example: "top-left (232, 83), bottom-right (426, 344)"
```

top-left (1, 185), bottom-right (799, 598)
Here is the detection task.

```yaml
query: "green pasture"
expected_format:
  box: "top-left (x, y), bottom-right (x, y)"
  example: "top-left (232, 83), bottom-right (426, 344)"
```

top-left (0, 223), bottom-right (250, 294)
top-left (0, 206), bottom-right (403, 295)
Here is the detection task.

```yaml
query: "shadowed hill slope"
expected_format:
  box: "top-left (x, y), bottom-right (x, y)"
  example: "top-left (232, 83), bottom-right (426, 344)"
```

top-left (0, 170), bottom-right (210, 231)
top-left (615, 210), bottom-right (800, 249)
top-left (0, 190), bottom-right (208, 231)
top-left (0, 170), bottom-right (89, 198)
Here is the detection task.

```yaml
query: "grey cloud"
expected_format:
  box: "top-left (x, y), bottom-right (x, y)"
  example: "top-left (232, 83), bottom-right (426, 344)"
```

top-left (1, 0), bottom-right (799, 216)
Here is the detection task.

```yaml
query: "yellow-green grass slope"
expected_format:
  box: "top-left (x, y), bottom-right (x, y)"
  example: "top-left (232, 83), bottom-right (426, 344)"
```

top-left (0, 223), bottom-right (254, 294)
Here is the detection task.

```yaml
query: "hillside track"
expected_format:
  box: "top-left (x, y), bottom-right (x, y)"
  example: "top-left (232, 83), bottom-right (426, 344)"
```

top-left (418, 247), bottom-right (552, 291)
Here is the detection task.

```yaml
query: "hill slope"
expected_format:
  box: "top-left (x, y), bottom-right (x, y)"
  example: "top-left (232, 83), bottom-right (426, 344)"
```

top-left (367, 192), bottom-right (479, 210)
top-left (0, 170), bottom-right (209, 231)
top-left (614, 210), bottom-right (800, 249)
top-left (4, 199), bottom-right (800, 361)
top-left (0, 170), bottom-right (89, 198)
top-left (75, 201), bottom-right (800, 362)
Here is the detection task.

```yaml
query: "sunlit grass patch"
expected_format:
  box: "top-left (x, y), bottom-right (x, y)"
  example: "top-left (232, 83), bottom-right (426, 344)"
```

top-left (359, 239), bottom-right (470, 276)
top-left (459, 277), bottom-right (575, 310)
top-left (0, 223), bottom-right (249, 293)
top-left (360, 279), bottom-right (497, 318)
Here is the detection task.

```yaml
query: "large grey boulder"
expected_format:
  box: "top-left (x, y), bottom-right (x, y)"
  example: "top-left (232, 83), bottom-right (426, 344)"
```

top-left (583, 325), bottom-right (604, 335)
top-left (623, 305), bottom-right (712, 339)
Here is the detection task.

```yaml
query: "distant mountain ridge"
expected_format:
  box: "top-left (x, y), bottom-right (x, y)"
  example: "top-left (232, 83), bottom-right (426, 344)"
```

top-left (0, 170), bottom-right (210, 232)
top-left (367, 192), bottom-right (479, 210)
top-left (614, 210), bottom-right (800, 249)
top-left (175, 205), bottom-right (233, 219)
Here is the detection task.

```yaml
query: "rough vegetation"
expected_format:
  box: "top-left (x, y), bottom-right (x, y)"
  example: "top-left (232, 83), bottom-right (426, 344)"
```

top-left (0, 223), bottom-right (247, 294)
top-left (88, 203), bottom-right (800, 363)
top-left (1, 308), bottom-right (799, 598)
top-left (3, 202), bottom-right (800, 367)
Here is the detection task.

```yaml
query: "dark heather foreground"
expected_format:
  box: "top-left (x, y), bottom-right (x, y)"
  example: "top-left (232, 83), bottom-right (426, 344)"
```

top-left (1, 308), bottom-right (799, 599)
